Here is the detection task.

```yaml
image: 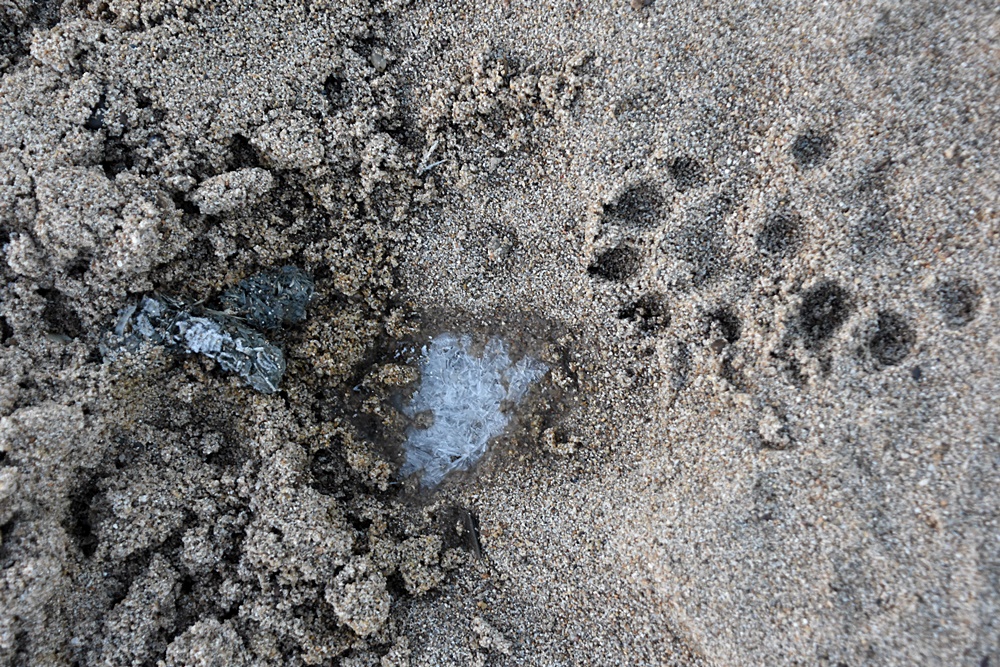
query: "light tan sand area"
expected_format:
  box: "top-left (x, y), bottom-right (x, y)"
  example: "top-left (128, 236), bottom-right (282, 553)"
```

top-left (0, 0), bottom-right (998, 664)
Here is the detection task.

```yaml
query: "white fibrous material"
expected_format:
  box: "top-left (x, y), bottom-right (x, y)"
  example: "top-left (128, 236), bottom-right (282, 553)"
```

top-left (401, 334), bottom-right (547, 486)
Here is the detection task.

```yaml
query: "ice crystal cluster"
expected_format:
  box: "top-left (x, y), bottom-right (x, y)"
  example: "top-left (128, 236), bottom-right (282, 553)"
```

top-left (401, 334), bottom-right (547, 486)
top-left (108, 266), bottom-right (313, 393)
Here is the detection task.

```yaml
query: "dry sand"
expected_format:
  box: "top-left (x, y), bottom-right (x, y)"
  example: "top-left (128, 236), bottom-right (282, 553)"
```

top-left (1, 0), bottom-right (998, 665)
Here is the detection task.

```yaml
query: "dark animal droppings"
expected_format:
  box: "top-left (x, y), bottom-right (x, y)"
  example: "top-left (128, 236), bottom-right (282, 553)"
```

top-left (618, 294), bottom-right (670, 332)
top-left (791, 132), bottom-right (834, 168)
top-left (588, 244), bottom-right (641, 282)
top-left (756, 208), bottom-right (801, 257)
top-left (218, 266), bottom-right (315, 331)
top-left (938, 278), bottom-right (981, 328)
top-left (797, 280), bottom-right (851, 349)
top-left (868, 311), bottom-right (915, 367)
top-left (604, 183), bottom-right (664, 228)
top-left (669, 156), bottom-right (707, 193)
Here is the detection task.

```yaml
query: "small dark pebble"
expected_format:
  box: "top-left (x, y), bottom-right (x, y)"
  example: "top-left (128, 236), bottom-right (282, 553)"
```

top-left (911, 366), bottom-right (922, 381)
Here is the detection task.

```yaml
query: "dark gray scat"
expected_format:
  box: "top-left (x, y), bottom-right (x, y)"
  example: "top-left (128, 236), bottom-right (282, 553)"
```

top-left (218, 266), bottom-right (315, 331)
top-left (108, 266), bottom-right (314, 393)
top-left (128, 297), bottom-right (286, 393)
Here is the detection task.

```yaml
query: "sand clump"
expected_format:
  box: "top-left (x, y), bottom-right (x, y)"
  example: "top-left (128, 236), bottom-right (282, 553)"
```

top-left (1, 0), bottom-right (999, 665)
top-left (0, 0), bottom-right (462, 663)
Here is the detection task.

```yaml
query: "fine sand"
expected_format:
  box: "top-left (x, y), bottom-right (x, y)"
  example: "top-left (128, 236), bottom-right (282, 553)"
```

top-left (1, 0), bottom-right (997, 665)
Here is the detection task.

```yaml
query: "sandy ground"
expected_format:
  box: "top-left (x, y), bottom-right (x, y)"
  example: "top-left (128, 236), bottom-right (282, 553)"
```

top-left (0, 0), bottom-right (998, 664)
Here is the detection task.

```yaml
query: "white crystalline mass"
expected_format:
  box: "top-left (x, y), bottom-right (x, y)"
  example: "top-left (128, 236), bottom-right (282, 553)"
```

top-left (401, 334), bottom-right (547, 486)
top-left (180, 318), bottom-right (229, 355)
